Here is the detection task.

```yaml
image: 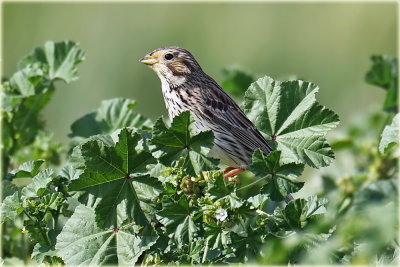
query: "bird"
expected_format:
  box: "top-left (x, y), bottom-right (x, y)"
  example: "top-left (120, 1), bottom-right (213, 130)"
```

top-left (140, 46), bottom-right (273, 178)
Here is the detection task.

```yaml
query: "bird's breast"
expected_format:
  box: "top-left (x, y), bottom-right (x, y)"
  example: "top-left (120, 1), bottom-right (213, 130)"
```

top-left (161, 83), bottom-right (186, 119)
top-left (160, 83), bottom-right (250, 168)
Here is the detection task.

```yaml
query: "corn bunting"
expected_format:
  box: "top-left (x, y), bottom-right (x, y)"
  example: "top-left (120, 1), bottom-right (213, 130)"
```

top-left (140, 46), bottom-right (272, 177)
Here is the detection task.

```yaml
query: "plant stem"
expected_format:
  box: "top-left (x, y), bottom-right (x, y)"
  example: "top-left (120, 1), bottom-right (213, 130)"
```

top-left (255, 209), bottom-right (274, 218)
top-left (23, 210), bottom-right (51, 246)
top-left (201, 238), bottom-right (209, 263)
top-left (237, 174), bottom-right (271, 192)
top-left (53, 206), bottom-right (61, 230)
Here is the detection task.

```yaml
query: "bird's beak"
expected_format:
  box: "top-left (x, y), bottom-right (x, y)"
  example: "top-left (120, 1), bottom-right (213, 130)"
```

top-left (140, 54), bottom-right (158, 65)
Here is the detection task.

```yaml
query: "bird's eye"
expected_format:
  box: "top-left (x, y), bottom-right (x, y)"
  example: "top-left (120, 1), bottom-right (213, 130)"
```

top-left (164, 53), bottom-right (174, 60)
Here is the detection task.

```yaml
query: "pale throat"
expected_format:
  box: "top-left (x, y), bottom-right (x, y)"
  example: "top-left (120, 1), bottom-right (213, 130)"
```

top-left (153, 64), bottom-right (187, 89)
top-left (152, 66), bottom-right (188, 119)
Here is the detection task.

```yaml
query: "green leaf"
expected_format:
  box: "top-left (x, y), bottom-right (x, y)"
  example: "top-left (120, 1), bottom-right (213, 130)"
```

top-left (1, 64), bottom-right (47, 120)
top-left (19, 41), bottom-right (86, 83)
top-left (2, 40), bottom-right (84, 157)
top-left (206, 172), bottom-right (243, 208)
top-left (249, 150), bottom-right (304, 201)
top-left (2, 180), bottom-right (19, 199)
top-left (31, 242), bottom-right (58, 264)
top-left (56, 204), bottom-right (157, 265)
top-left (7, 63), bottom-right (45, 97)
top-left (365, 55), bottom-right (398, 112)
top-left (21, 169), bottom-right (54, 198)
top-left (379, 113), bottom-right (399, 154)
top-left (221, 65), bottom-right (255, 96)
top-left (3, 87), bottom-right (54, 150)
top-left (130, 175), bottom-right (163, 218)
top-left (69, 128), bottom-right (159, 227)
top-left (59, 165), bottom-right (83, 180)
top-left (151, 111), bottom-right (218, 176)
top-left (275, 196), bottom-right (326, 229)
top-left (207, 172), bottom-right (234, 199)
top-left (0, 191), bottom-right (23, 223)
top-left (228, 228), bottom-right (266, 263)
top-left (6, 159), bottom-right (45, 179)
top-left (70, 98), bottom-right (152, 138)
top-left (205, 223), bottom-right (232, 250)
top-left (2, 167), bottom-right (55, 224)
top-left (20, 131), bottom-right (65, 166)
top-left (2, 41), bottom-right (85, 162)
top-left (157, 195), bottom-right (199, 247)
top-left (247, 193), bottom-right (269, 209)
top-left (366, 55), bottom-right (398, 89)
top-left (243, 76), bottom-right (340, 168)
top-left (353, 179), bottom-right (398, 207)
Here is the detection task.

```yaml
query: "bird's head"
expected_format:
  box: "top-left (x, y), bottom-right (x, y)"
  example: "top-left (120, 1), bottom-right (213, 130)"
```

top-left (140, 46), bottom-right (202, 86)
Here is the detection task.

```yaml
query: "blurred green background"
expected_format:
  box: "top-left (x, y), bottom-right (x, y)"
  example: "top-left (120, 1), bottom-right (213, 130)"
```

top-left (3, 2), bottom-right (397, 144)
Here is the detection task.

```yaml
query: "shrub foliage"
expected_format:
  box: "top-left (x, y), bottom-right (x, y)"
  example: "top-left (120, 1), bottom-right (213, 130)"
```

top-left (1, 41), bottom-right (398, 265)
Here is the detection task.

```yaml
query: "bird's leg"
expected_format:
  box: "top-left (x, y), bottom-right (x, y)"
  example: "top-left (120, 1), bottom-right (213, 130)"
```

top-left (223, 168), bottom-right (244, 178)
top-left (221, 167), bottom-right (235, 174)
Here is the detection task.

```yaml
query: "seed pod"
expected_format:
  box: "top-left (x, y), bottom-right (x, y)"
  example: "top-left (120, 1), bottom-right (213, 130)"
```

top-left (180, 176), bottom-right (194, 194)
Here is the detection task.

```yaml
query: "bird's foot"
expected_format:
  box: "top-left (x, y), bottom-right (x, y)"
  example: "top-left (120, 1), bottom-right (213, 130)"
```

top-left (223, 168), bottom-right (244, 178)
top-left (221, 167), bottom-right (235, 174)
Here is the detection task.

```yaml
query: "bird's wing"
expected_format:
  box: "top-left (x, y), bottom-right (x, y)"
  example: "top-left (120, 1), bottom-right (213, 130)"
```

top-left (199, 78), bottom-right (272, 155)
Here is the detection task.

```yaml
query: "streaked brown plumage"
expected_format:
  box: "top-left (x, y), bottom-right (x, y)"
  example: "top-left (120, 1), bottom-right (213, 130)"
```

top-left (140, 46), bottom-right (272, 172)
